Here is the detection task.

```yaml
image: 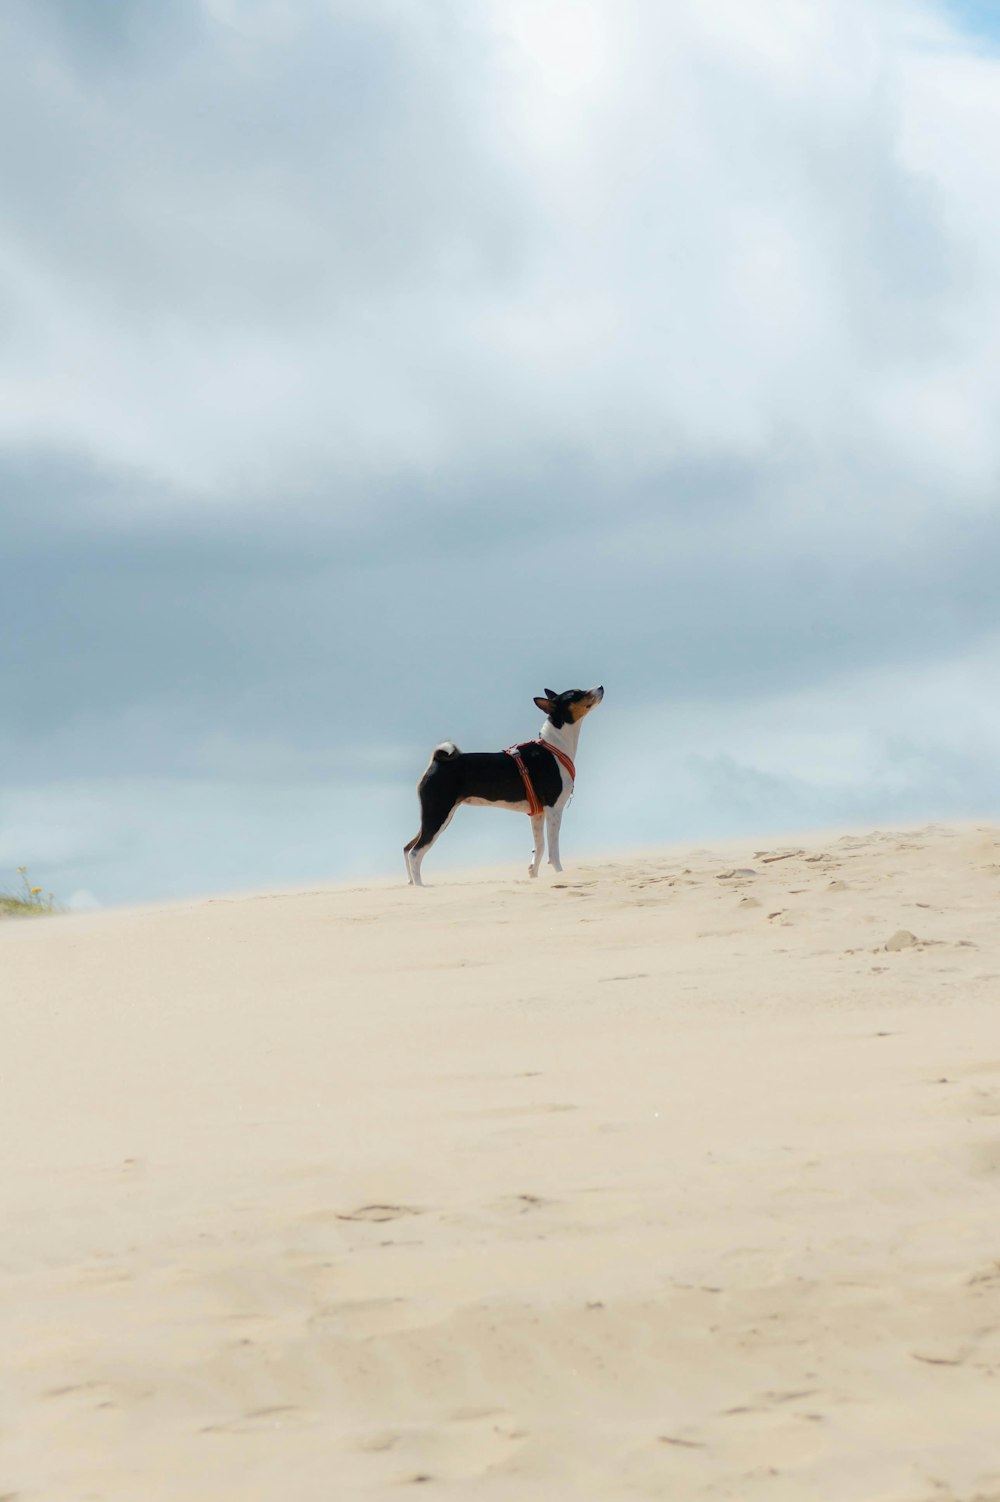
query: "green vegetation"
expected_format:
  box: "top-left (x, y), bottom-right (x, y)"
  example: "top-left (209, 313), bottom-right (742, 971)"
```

top-left (0, 866), bottom-right (58, 919)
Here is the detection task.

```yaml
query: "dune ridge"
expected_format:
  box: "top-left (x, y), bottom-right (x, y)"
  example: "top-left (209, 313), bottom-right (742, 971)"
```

top-left (3, 823), bottom-right (1000, 1499)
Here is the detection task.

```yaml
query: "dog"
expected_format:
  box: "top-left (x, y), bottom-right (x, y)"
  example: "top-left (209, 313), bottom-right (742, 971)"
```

top-left (404, 686), bottom-right (604, 886)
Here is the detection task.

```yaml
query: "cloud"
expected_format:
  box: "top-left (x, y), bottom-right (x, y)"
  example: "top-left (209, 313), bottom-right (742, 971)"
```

top-left (2, 0), bottom-right (1000, 901)
top-left (578, 636), bottom-right (1000, 856)
top-left (6, 638), bottom-right (998, 906)
top-left (0, 775), bottom-right (409, 905)
top-left (2, 0), bottom-right (995, 502)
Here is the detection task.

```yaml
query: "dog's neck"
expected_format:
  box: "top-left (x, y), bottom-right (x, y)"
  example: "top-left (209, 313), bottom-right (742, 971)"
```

top-left (539, 715), bottom-right (583, 761)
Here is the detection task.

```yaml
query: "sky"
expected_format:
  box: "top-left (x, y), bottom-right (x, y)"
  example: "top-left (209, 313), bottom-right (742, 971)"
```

top-left (3, 0), bottom-right (1000, 908)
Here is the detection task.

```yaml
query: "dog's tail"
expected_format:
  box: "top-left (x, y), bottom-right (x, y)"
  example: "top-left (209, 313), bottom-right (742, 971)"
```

top-left (418, 741), bottom-right (461, 790)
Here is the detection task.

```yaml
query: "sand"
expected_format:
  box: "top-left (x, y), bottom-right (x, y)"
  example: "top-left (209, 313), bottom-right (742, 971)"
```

top-left (3, 822), bottom-right (1000, 1500)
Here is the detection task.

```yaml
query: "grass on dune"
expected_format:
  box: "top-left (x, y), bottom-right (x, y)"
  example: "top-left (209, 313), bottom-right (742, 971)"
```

top-left (0, 867), bottom-right (58, 919)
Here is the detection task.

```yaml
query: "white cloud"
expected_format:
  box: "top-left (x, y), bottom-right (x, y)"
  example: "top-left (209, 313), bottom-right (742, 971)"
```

top-left (587, 636), bottom-right (1000, 846)
top-left (3, 0), bottom-right (1000, 900)
top-left (1, 0), bottom-right (998, 508)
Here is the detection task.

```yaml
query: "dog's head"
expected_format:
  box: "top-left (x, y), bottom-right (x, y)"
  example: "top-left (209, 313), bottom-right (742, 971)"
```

top-left (533, 686), bottom-right (604, 727)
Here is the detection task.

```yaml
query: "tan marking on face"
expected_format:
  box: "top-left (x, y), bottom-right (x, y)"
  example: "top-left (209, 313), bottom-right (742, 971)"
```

top-left (566, 689), bottom-right (601, 722)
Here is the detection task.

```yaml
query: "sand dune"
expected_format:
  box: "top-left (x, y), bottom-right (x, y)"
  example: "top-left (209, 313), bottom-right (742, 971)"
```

top-left (4, 823), bottom-right (1000, 1499)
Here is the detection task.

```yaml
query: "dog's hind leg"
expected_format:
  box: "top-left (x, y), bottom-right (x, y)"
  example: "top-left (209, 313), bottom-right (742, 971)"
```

top-left (405, 804), bottom-right (458, 887)
top-left (527, 812), bottom-right (545, 879)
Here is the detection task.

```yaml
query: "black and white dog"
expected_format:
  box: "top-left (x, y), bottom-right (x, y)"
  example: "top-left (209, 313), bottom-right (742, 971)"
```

top-left (404, 686), bottom-right (604, 886)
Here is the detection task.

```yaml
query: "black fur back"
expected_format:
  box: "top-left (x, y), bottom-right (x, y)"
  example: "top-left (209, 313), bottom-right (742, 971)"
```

top-left (420, 743), bottom-right (563, 808)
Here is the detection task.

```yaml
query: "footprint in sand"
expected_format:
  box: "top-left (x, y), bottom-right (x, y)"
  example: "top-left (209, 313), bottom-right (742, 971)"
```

top-left (969, 1141), bottom-right (1000, 1177)
top-left (310, 1297), bottom-right (409, 1338)
top-left (355, 1430), bottom-right (400, 1453)
top-left (203, 1405), bottom-right (307, 1434)
top-left (966, 1089), bottom-right (1000, 1118)
top-left (966, 1263), bottom-right (1000, 1289)
top-left (911, 1350), bottom-right (967, 1367)
top-left (336, 1204), bottom-right (422, 1223)
top-left (44, 1382), bottom-right (103, 1401)
top-left (494, 1192), bottom-right (556, 1214)
top-left (371, 1412), bottom-right (523, 1486)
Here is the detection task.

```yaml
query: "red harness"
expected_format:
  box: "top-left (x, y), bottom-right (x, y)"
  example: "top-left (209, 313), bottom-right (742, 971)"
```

top-left (504, 740), bottom-right (576, 818)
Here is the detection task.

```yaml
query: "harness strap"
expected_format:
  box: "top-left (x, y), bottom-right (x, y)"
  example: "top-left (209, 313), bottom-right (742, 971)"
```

top-left (503, 740), bottom-right (576, 818)
top-left (505, 745), bottom-right (543, 816)
top-left (541, 742), bottom-right (576, 783)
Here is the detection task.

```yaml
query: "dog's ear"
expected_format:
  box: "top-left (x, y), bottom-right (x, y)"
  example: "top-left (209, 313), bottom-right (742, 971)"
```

top-left (534, 696), bottom-right (554, 714)
top-left (544, 688), bottom-right (558, 700)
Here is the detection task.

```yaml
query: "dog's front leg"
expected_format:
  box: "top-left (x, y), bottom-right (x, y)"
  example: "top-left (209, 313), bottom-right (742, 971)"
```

top-left (528, 813), bottom-right (545, 878)
top-left (545, 805), bottom-right (564, 873)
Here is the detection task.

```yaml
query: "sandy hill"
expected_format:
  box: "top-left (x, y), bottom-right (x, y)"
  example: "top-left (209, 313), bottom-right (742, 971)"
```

top-left (3, 823), bottom-right (1000, 1500)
